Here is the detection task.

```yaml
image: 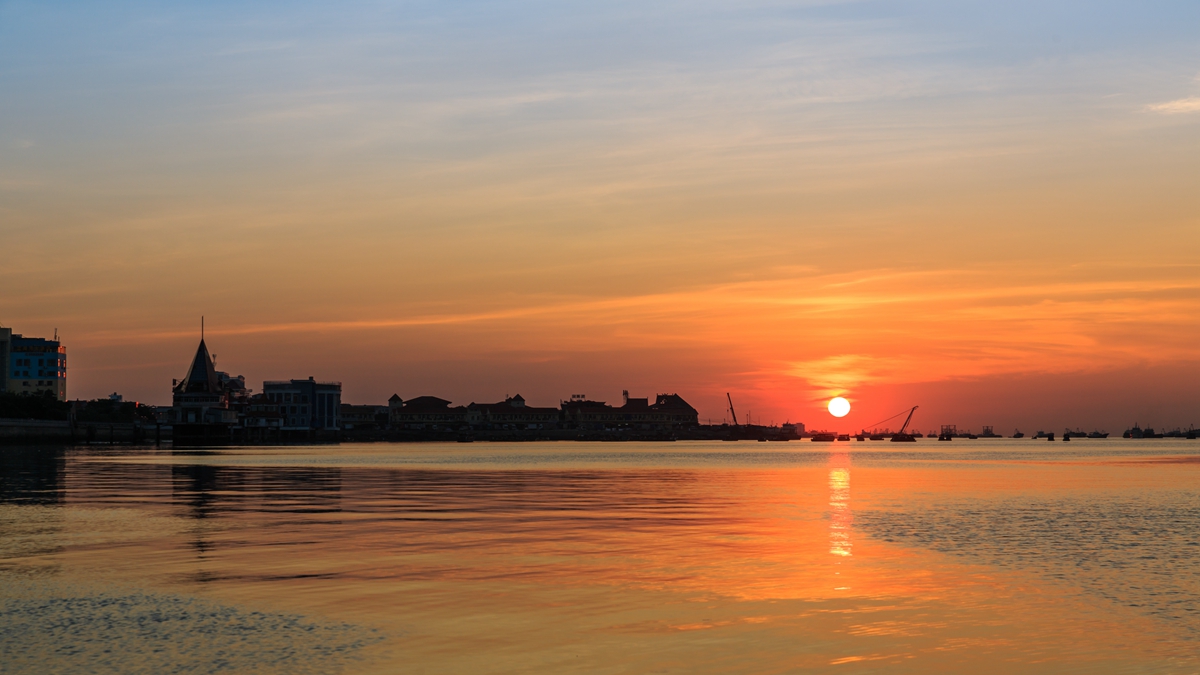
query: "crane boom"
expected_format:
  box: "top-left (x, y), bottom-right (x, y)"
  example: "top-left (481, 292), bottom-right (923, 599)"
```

top-left (898, 406), bottom-right (918, 434)
top-left (726, 393), bottom-right (740, 426)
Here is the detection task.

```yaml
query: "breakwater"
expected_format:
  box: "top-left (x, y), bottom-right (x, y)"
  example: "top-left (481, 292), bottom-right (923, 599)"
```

top-left (0, 418), bottom-right (167, 445)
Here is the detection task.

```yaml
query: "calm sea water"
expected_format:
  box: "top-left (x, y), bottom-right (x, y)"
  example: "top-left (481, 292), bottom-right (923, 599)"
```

top-left (2, 439), bottom-right (1199, 674)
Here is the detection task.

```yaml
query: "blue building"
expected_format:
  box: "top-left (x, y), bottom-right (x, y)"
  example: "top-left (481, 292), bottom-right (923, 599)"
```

top-left (1, 327), bottom-right (67, 400)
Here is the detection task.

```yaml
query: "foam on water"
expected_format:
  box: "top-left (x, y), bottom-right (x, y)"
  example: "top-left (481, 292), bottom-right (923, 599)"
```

top-left (0, 578), bottom-right (383, 675)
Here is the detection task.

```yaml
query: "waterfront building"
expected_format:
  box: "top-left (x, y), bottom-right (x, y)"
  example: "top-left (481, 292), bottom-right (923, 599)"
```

top-left (561, 391), bottom-right (699, 431)
top-left (243, 394), bottom-right (284, 433)
top-left (170, 338), bottom-right (237, 427)
top-left (388, 396), bottom-right (473, 430)
top-left (468, 394), bottom-right (561, 429)
top-left (341, 404), bottom-right (388, 430)
top-left (0, 327), bottom-right (67, 400)
top-left (262, 378), bottom-right (342, 431)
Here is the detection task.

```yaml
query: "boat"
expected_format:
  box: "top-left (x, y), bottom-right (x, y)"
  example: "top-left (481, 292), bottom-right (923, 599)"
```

top-left (811, 432), bottom-right (836, 442)
top-left (1123, 424), bottom-right (1162, 438)
top-left (1087, 430), bottom-right (1108, 439)
top-left (1047, 432), bottom-right (1055, 441)
top-left (1127, 425), bottom-right (1164, 439)
top-left (1012, 429), bottom-right (1025, 438)
top-left (836, 434), bottom-right (851, 442)
top-left (980, 426), bottom-right (1000, 438)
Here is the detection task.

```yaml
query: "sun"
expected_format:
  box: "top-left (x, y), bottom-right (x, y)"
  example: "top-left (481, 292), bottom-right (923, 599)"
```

top-left (828, 397), bottom-right (851, 418)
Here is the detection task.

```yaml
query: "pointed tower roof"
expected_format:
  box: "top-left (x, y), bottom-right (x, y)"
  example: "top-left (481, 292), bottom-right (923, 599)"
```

top-left (175, 339), bottom-right (221, 394)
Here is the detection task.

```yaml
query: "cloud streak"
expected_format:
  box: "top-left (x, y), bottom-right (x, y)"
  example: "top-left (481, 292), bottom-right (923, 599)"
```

top-left (1146, 96), bottom-right (1200, 114)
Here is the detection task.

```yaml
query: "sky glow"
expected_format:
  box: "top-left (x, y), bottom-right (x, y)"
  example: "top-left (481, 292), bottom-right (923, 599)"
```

top-left (2, 1), bottom-right (1198, 429)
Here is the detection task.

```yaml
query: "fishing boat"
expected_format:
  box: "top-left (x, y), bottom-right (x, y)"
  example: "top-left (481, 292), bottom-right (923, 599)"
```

top-left (1087, 430), bottom-right (1109, 439)
top-left (1122, 424), bottom-right (1162, 438)
top-left (1012, 429), bottom-right (1025, 438)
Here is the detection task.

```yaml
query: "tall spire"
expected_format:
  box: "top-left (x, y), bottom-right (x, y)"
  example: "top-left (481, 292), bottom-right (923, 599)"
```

top-left (175, 337), bottom-right (220, 394)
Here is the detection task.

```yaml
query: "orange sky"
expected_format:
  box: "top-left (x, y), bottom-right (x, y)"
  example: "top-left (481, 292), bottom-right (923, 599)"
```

top-left (2, 1), bottom-right (1198, 430)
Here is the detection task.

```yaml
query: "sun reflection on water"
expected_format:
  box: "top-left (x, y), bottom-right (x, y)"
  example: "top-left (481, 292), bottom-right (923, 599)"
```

top-left (828, 452), bottom-right (852, 557)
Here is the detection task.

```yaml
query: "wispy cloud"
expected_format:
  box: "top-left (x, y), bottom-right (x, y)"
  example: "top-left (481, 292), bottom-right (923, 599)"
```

top-left (1146, 96), bottom-right (1200, 114)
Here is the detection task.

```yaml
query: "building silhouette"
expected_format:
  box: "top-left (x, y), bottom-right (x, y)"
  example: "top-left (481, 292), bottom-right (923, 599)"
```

top-left (170, 338), bottom-right (237, 430)
top-left (262, 378), bottom-right (342, 432)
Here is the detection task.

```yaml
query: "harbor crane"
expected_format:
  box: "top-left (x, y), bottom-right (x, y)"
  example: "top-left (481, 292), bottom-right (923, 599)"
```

top-left (863, 405), bottom-right (920, 442)
top-left (726, 393), bottom-right (740, 426)
top-left (891, 405), bottom-right (919, 442)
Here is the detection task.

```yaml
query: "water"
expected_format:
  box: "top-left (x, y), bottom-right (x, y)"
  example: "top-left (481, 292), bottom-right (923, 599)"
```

top-left (2, 439), bottom-right (1199, 673)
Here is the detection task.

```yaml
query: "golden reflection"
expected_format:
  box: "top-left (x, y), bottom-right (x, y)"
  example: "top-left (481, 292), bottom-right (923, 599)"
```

top-left (828, 452), bottom-right (852, 557)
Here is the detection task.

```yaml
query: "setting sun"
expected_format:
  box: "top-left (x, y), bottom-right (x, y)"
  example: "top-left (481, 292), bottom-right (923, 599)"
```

top-left (828, 397), bottom-right (851, 418)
